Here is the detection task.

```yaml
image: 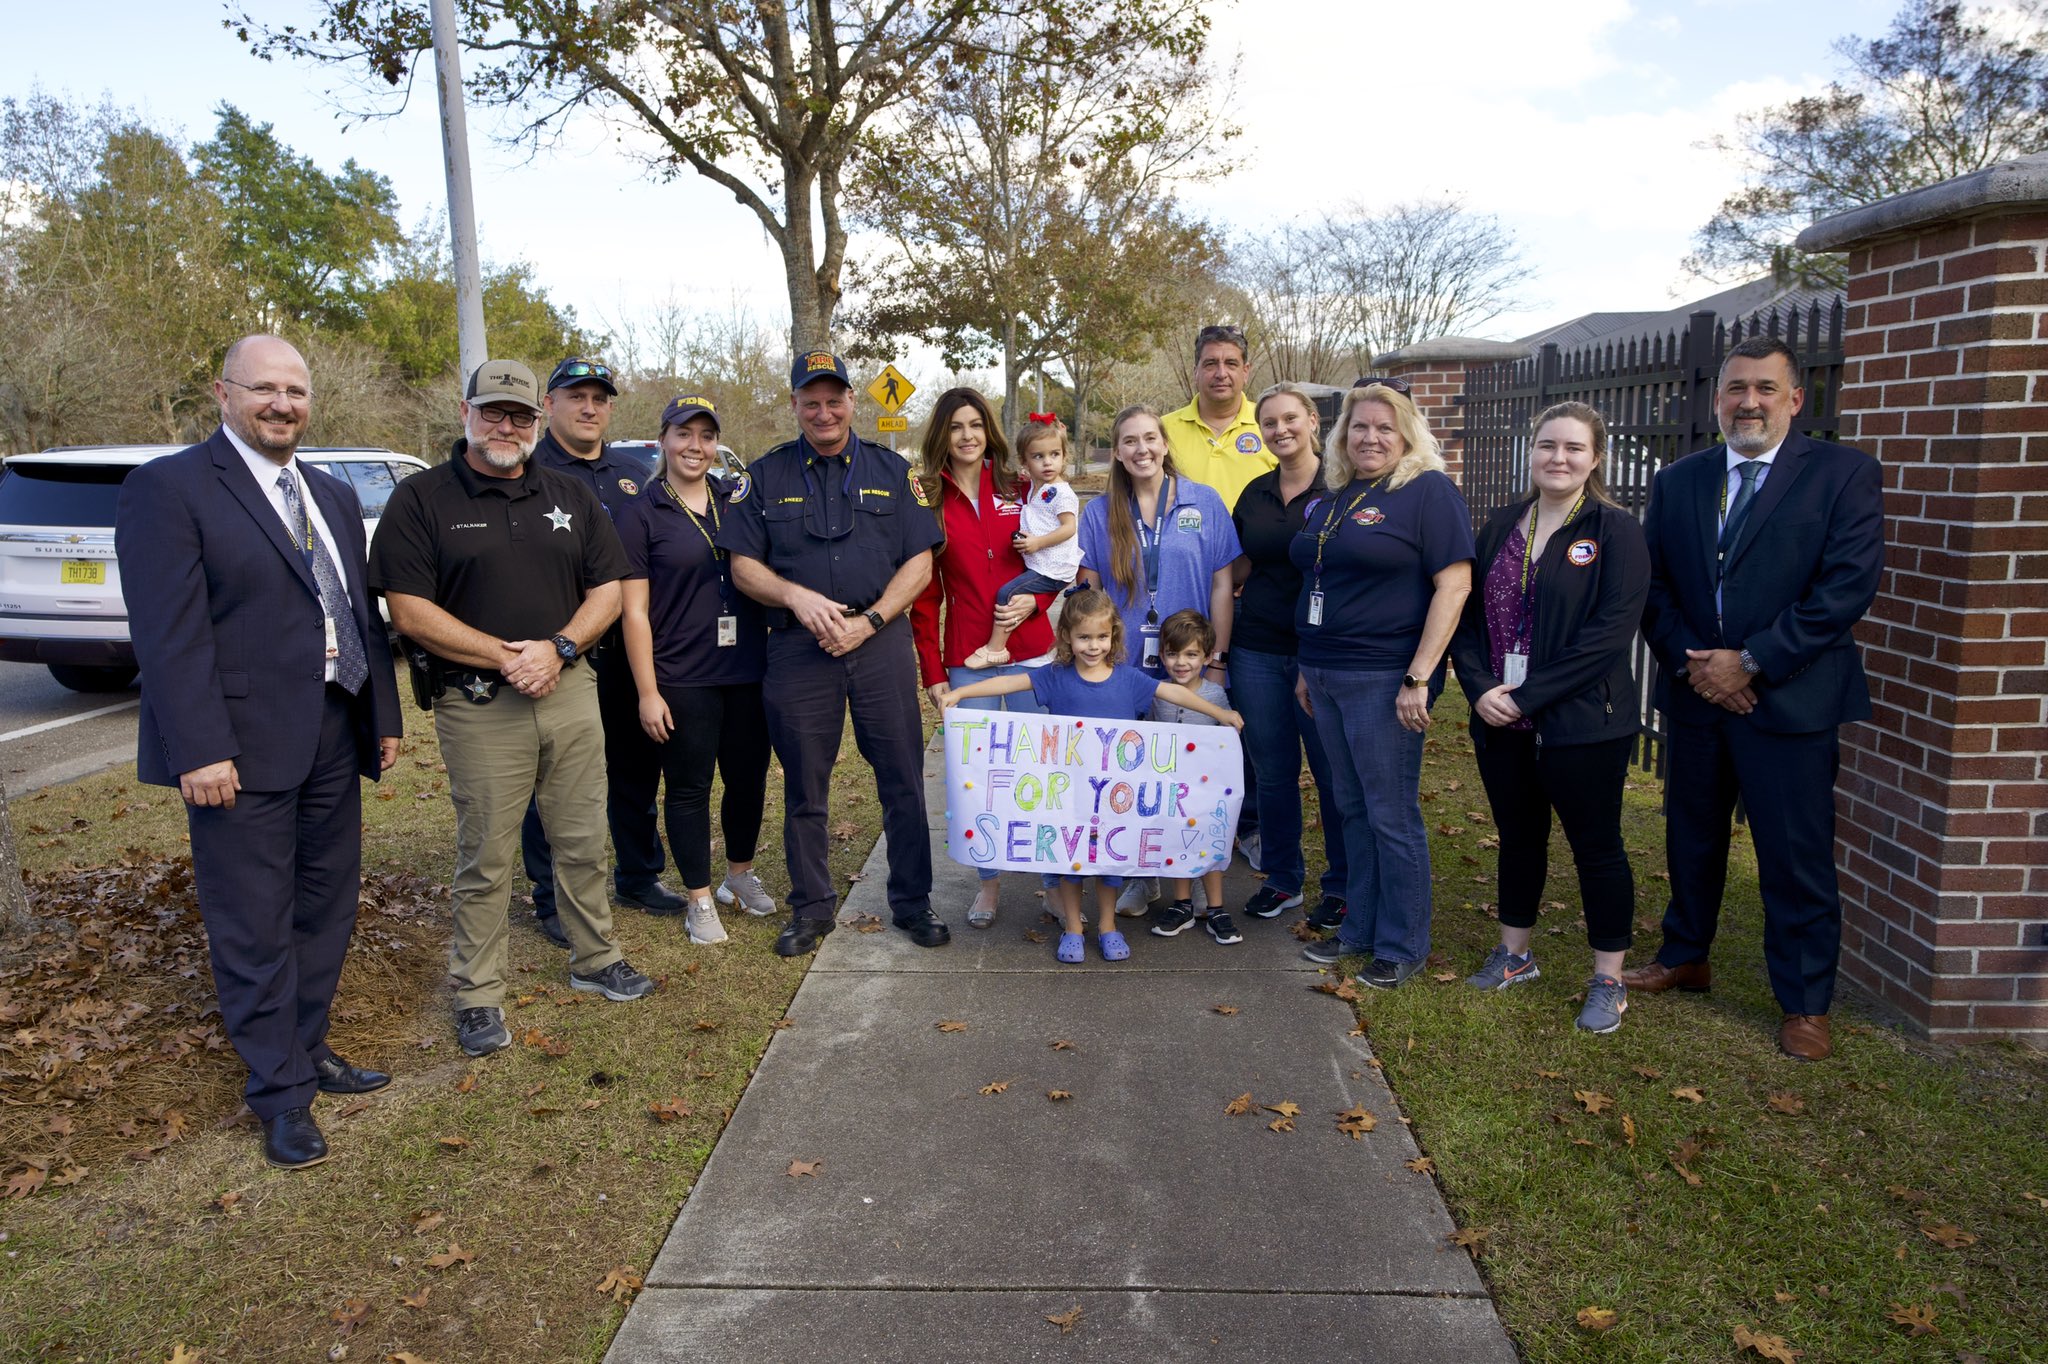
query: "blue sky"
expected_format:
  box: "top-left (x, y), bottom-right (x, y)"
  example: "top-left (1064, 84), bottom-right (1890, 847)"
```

top-left (8, 0), bottom-right (1900, 361)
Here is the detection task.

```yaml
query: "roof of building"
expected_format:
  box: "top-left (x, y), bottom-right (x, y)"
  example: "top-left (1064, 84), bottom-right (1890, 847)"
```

top-left (1515, 276), bottom-right (1842, 353)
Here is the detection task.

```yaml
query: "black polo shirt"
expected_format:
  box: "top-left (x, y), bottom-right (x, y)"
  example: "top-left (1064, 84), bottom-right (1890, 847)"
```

top-left (1233, 466), bottom-right (1330, 657)
top-left (615, 474), bottom-right (766, 689)
top-left (531, 430), bottom-right (653, 523)
top-left (367, 440), bottom-right (631, 657)
top-left (715, 435), bottom-right (942, 610)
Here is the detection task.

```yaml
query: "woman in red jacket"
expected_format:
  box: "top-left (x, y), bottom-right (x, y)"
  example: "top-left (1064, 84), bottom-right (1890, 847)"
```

top-left (910, 387), bottom-right (1060, 929)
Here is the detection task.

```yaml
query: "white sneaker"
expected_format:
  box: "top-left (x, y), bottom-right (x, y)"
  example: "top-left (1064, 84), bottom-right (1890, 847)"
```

top-left (716, 869), bottom-right (777, 916)
top-left (685, 898), bottom-right (729, 945)
top-left (1115, 878), bottom-right (1157, 917)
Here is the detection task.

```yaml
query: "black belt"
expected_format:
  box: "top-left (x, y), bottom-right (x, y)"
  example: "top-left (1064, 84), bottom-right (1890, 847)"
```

top-left (441, 668), bottom-right (509, 704)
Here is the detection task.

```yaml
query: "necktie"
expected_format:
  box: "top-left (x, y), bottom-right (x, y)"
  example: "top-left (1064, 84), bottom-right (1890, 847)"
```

top-left (277, 469), bottom-right (369, 694)
top-left (1717, 459), bottom-right (1763, 552)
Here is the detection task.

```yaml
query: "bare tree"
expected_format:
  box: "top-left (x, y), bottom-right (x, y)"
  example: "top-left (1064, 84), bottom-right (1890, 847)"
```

top-left (1319, 199), bottom-right (1534, 363)
top-left (1230, 222), bottom-right (1353, 385)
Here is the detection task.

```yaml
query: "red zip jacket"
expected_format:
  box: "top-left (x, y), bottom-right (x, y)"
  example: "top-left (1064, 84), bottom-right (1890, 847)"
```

top-left (911, 461), bottom-right (1060, 687)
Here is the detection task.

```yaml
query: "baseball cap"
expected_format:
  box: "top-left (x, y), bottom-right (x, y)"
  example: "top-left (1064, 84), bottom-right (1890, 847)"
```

top-left (548, 357), bottom-right (618, 396)
top-left (661, 393), bottom-right (721, 431)
top-left (465, 359), bottom-right (542, 412)
top-left (790, 349), bottom-right (851, 390)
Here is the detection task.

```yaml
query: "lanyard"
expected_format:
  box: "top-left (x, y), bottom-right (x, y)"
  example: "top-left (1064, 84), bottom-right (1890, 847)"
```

top-left (1311, 478), bottom-right (1384, 588)
top-left (1131, 477), bottom-right (1172, 622)
top-left (663, 477), bottom-right (723, 557)
top-left (1519, 492), bottom-right (1586, 593)
top-left (280, 467), bottom-right (318, 574)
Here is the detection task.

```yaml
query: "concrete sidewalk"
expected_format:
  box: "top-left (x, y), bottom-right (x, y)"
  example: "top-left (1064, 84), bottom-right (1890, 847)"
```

top-left (608, 738), bottom-right (1515, 1363)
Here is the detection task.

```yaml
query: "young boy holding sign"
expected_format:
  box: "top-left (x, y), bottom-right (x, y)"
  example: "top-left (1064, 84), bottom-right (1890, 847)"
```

top-left (1148, 609), bottom-right (1239, 945)
top-left (934, 589), bottom-right (1242, 964)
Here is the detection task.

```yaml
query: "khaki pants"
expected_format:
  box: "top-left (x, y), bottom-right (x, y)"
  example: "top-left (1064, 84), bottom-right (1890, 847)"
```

top-left (434, 664), bottom-right (622, 1008)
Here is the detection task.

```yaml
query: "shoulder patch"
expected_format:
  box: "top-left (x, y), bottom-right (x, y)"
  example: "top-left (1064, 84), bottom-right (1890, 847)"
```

top-left (727, 472), bottom-right (752, 504)
top-left (617, 477), bottom-right (639, 496)
top-left (907, 471), bottom-right (933, 508)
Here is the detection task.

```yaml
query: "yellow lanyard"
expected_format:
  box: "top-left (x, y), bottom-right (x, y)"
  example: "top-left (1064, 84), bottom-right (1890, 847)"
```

top-left (663, 478), bottom-right (723, 558)
top-left (1519, 491), bottom-right (1586, 593)
top-left (1312, 477), bottom-right (1386, 584)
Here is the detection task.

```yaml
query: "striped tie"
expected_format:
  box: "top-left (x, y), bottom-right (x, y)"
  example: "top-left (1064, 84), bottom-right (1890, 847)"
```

top-left (277, 469), bottom-right (369, 694)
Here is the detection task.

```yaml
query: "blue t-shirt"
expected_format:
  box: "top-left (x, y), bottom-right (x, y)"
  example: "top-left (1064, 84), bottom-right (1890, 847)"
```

top-left (614, 475), bottom-right (767, 690)
top-left (1289, 470), bottom-right (1475, 671)
top-left (1076, 478), bottom-right (1241, 673)
top-left (1029, 662), bottom-right (1163, 721)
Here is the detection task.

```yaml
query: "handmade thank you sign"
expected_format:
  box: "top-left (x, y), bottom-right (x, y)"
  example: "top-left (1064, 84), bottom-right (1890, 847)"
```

top-left (941, 711), bottom-right (1244, 875)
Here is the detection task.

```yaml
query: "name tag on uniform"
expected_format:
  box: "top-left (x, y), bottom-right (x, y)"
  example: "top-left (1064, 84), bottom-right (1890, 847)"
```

top-left (1502, 652), bottom-right (1528, 688)
top-left (324, 615), bottom-right (340, 661)
top-left (1306, 591), bottom-right (1324, 627)
top-left (1139, 618), bottom-right (1161, 669)
top-left (717, 615), bottom-right (738, 648)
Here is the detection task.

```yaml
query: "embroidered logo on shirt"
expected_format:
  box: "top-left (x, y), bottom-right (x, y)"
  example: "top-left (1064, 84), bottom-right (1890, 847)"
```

top-left (1175, 508), bottom-right (1203, 532)
top-left (544, 505), bottom-right (574, 532)
top-left (728, 472), bottom-right (752, 504)
top-left (907, 472), bottom-right (934, 508)
top-left (1353, 507), bottom-right (1385, 526)
top-left (617, 477), bottom-right (639, 496)
top-left (1566, 538), bottom-right (1598, 566)
top-left (1235, 433), bottom-right (1263, 454)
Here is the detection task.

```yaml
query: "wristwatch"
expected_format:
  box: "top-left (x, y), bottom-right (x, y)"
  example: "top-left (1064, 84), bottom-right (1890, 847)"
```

top-left (1738, 648), bottom-right (1760, 676)
top-left (550, 634), bottom-right (579, 667)
top-left (863, 609), bottom-right (886, 634)
top-left (1402, 673), bottom-right (1426, 689)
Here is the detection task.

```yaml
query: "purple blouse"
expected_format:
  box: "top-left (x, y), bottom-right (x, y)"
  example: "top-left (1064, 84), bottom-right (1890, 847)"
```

top-left (1481, 521), bottom-right (1536, 731)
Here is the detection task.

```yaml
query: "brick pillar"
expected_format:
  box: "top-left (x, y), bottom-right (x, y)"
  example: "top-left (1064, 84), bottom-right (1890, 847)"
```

top-left (1369, 338), bottom-right (1531, 486)
top-left (1797, 153), bottom-right (2048, 1042)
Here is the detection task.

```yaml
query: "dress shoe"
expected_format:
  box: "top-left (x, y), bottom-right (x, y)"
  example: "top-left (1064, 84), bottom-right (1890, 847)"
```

top-left (536, 913), bottom-right (570, 948)
top-left (617, 881), bottom-right (688, 915)
top-left (894, 909), bottom-right (951, 949)
top-left (263, 1107), bottom-right (329, 1169)
top-left (313, 1054), bottom-right (391, 1094)
top-left (775, 917), bottom-right (834, 958)
top-left (1778, 1013), bottom-right (1832, 1061)
top-left (1619, 958), bottom-right (1712, 993)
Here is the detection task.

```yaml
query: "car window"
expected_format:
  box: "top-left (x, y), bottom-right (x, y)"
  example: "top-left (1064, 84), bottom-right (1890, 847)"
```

top-left (0, 463), bottom-right (130, 528)
top-left (328, 460), bottom-right (401, 519)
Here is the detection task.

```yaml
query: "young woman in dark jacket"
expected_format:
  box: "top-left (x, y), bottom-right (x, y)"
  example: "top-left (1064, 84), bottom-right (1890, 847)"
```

top-left (1449, 401), bottom-right (1648, 1034)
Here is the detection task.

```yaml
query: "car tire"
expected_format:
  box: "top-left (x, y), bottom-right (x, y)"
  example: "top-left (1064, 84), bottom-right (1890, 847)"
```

top-left (48, 664), bottom-right (138, 693)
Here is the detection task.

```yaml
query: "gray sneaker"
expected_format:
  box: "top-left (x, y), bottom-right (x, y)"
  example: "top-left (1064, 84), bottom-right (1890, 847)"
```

top-left (1115, 878), bottom-right (1157, 917)
top-left (685, 898), bottom-right (729, 946)
top-left (716, 869), bottom-right (777, 917)
top-left (570, 959), bottom-right (655, 1002)
top-left (1466, 944), bottom-right (1542, 991)
top-left (456, 1005), bottom-right (512, 1057)
top-left (1575, 974), bottom-right (1629, 1034)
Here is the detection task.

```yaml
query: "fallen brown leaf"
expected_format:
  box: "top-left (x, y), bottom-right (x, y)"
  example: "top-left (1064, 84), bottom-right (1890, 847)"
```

top-left (1289, 920), bottom-right (1319, 941)
top-left (1447, 1226), bottom-right (1488, 1255)
top-left (979, 1080), bottom-right (1010, 1095)
top-left (1311, 978), bottom-right (1362, 1002)
top-left (690, 1019), bottom-right (719, 1032)
top-left (1631, 1065), bottom-right (1662, 1080)
top-left (408, 1210), bottom-right (446, 1237)
top-left (330, 1298), bottom-right (371, 1334)
top-left (1621, 1114), bottom-right (1637, 1148)
top-left (1772, 1291), bottom-right (1796, 1304)
top-left (454, 1073), bottom-right (477, 1094)
top-left (1920, 1222), bottom-right (1977, 1249)
top-left (47, 1165), bottom-right (87, 1188)
top-left (1885, 1183), bottom-right (1931, 1204)
top-left (595, 1266), bottom-right (644, 1303)
top-left (1766, 1092), bottom-right (1806, 1115)
top-left (1536, 1069), bottom-right (1564, 1080)
top-left (1212, 1004), bottom-right (1239, 1015)
top-left (213, 1190), bottom-right (244, 1215)
top-left (1223, 1093), bottom-right (1254, 1116)
top-left (1575, 1306), bottom-right (1619, 1333)
top-left (851, 914), bottom-right (886, 933)
top-left (1574, 1090), bottom-right (1613, 1115)
top-left (1731, 1324), bottom-right (1802, 1362)
top-left (167, 1348), bottom-right (200, 1364)
top-left (422, 1243), bottom-right (475, 1271)
top-left (1044, 1306), bottom-right (1083, 1335)
top-left (648, 1097), bottom-right (692, 1123)
top-left (1404, 1156), bottom-right (1436, 1174)
top-left (579, 1098), bottom-right (603, 1111)
top-left (400, 1286), bottom-right (432, 1309)
top-left (1047, 1090), bottom-right (1072, 1101)
top-left (1266, 1115), bottom-right (1295, 1133)
top-left (336, 1100), bottom-right (371, 1119)
top-left (1885, 1302), bottom-right (1938, 1337)
top-left (936, 1020), bottom-right (968, 1033)
top-left (787, 1158), bottom-right (823, 1177)
top-left (1050, 1039), bottom-right (1074, 1050)
top-left (435, 1135), bottom-right (469, 1151)
top-left (1336, 1104), bottom-right (1376, 1139)
top-left (1264, 1100), bottom-right (1302, 1119)
top-left (1671, 1086), bottom-right (1705, 1103)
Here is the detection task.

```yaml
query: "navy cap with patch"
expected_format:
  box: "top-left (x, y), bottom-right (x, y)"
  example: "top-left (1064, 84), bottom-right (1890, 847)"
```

top-left (790, 349), bottom-right (851, 390)
top-left (661, 393), bottom-right (721, 431)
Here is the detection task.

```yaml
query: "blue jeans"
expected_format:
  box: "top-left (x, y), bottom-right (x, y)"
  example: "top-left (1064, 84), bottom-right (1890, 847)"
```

top-left (1300, 664), bottom-right (1433, 964)
top-left (995, 569), bottom-right (1071, 604)
top-left (1230, 647), bottom-right (1348, 901)
top-left (947, 663), bottom-right (1048, 881)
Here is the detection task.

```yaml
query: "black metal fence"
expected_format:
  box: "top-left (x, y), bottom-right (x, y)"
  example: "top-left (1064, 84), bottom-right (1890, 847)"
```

top-left (1458, 301), bottom-right (1846, 776)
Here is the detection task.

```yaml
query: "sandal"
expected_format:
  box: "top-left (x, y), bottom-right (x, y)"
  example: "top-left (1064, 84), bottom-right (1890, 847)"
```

top-left (963, 646), bottom-right (1012, 671)
top-left (1057, 932), bottom-right (1086, 964)
top-left (1097, 930), bottom-right (1131, 962)
top-left (967, 902), bottom-right (996, 929)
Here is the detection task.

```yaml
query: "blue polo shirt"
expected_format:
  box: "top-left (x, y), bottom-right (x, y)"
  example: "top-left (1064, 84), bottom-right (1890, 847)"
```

top-left (1076, 478), bottom-right (1241, 672)
top-left (1030, 662), bottom-right (1163, 721)
top-left (614, 474), bottom-right (766, 689)
top-left (1288, 470), bottom-right (1475, 672)
top-left (716, 435), bottom-right (943, 610)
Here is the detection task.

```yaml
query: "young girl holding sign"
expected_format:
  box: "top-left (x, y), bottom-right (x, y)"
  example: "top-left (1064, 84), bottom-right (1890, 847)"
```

top-left (934, 589), bottom-right (1242, 964)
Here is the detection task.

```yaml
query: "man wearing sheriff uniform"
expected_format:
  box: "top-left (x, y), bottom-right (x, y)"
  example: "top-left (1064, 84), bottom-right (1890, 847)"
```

top-left (716, 350), bottom-right (951, 957)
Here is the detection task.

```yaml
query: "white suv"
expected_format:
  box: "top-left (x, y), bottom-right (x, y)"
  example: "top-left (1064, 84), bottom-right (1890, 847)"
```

top-left (0, 444), bottom-right (429, 692)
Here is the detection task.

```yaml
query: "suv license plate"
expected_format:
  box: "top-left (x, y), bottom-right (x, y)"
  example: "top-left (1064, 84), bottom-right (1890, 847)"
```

top-left (60, 560), bottom-right (106, 585)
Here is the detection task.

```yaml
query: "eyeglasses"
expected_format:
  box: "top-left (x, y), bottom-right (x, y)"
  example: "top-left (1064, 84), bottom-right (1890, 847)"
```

top-left (549, 358), bottom-right (613, 387)
top-left (221, 377), bottom-right (312, 405)
top-left (472, 405), bottom-right (540, 430)
top-left (1352, 375), bottom-right (1413, 396)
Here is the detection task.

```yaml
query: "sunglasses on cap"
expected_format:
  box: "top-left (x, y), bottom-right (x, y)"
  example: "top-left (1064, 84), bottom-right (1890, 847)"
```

top-left (548, 358), bottom-right (614, 388)
top-left (1195, 323), bottom-right (1248, 350)
top-left (1352, 375), bottom-right (1413, 396)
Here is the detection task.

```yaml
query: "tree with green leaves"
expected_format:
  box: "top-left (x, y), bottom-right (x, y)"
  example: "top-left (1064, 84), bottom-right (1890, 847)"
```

top-left (194, 104), bottom-right (404, 330)
top-left (232, 0), bottom-right (1219, 351)
top-left (1689, 0), bottom-right (2048, 287)
top-left (840, 4), bottom-right (1223, 425)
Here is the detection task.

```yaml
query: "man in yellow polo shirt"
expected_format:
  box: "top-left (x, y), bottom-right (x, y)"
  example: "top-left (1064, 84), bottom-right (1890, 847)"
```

top-left (1163, 323), bottom-right (1275, 510)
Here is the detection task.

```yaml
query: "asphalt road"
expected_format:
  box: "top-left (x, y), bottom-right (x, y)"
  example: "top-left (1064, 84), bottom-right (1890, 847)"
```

top-left (0, 661), bottom-right (141, 793)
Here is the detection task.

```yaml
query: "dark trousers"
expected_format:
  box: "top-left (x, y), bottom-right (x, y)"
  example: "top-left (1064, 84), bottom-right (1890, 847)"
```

top-left (186, 687), bottom-right (362, 1120)
top-left (525, 643), bottom-right (665, 915)
top-left (656, 681), bottom-right (772, 890)
top-left (1658, 716), bottom-right (1844, 1015)
top-left (1470, 727), bottom-right (1635, 953)
top-left (763, 619), bottom-right (932, 922)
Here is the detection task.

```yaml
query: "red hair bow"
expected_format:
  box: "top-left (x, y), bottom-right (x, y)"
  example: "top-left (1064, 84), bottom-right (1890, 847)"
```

top-left (1027, 412), bottom-right (1058, 425)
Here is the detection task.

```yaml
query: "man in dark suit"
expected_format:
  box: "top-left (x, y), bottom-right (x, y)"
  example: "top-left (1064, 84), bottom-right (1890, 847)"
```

top-left (1626, 335), bottom-right (1884, 1061)
top-left (117, 334), bottom-right (403, 1167)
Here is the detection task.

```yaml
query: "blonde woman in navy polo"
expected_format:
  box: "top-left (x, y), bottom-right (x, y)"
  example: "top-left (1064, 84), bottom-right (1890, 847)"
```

top-left (1291, 384), bottom-right (1475, 990)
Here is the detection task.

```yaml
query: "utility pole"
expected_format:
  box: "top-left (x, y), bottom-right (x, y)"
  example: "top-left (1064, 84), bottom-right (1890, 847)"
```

top-left (430, 0), bottom-right (488, 383)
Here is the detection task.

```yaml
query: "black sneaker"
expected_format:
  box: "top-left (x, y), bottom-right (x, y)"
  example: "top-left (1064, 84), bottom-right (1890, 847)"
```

top-left (536, 913), bottom-right (570, 948)
top-left (616, 882), bottom-right (688, 916)
top-left (570, 959), bottom-right (655, 1001)
top-left (1360, 957), bottom-right (1425, 991)
top-left (455, 1005), bottom-right (512, 1057)
top-left (1151, 900), bottom-right (1198, 937)
top-left (1243, 886), bottom-right (1303, 919)
top-left (1301, 936), bottom-right (1363, 966)
top-left (1206, 911), bottom-right (1244, 945)
top-left (1305, 897), bottom-right (1348, 931)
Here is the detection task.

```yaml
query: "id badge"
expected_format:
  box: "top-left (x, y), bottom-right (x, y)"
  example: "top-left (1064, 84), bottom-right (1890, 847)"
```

top-left (716, 614), bottom-right (738, 648)
top-left (1306, 591), bottom-right (1325, 627)
top-left (1140, 619), bottom-right (1161, 669)
top-left (323, 615), bottom-right (340, 661)
top-left (1502, 651), bottom-right (1528, 688)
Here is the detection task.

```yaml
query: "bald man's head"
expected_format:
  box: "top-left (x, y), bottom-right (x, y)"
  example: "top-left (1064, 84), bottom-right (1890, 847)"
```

top-left (215, 334), bottom-right (313, 462)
